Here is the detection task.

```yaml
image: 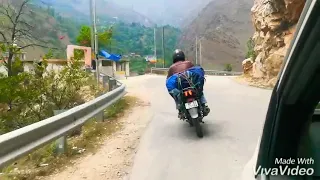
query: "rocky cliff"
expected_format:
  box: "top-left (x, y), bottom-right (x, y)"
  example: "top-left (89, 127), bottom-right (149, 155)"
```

top-left (242, 0), bottom-right (305, 87)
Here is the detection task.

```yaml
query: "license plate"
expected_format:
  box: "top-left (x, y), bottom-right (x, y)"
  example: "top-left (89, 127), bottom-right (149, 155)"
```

top-left (185, 101), bottom-right (198, 109)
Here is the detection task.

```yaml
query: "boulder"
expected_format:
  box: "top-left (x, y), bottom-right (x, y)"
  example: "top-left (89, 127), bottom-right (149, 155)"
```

top-left (242, 58), bottom-right (254, 75)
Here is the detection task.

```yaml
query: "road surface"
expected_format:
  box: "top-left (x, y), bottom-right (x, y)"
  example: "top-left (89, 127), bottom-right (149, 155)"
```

top-left (124, 74), bottom-right (272, 180)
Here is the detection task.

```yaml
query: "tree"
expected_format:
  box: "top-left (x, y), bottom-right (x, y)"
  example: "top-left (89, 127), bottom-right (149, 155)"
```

top-left (76, 25), bottom-right (113, 49)
top-left (0, 0), bottom-right (54, 76)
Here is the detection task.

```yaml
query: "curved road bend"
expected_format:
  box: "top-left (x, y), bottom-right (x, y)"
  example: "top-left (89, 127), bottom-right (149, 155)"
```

top-left (120, 74), bottom-right (272, 180)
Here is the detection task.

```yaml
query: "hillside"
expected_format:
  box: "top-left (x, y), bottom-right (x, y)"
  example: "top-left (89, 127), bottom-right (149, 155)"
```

top-left (33, 0), bottom-right (154, 27)
top-left (0, 1), bottom-right (181, 61)
top-left (0, 1), bottom-right (73, 60)
top-left (179, 0), bottom-right (254, 71)
top-left (110, 23), bottom-right (181, 59)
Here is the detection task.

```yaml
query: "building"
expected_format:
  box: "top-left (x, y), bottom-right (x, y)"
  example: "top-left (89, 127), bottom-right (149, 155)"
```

top-left (0, 51), bottom-right (27, 75)
top-left (98, 56), bottom-right (130, 79)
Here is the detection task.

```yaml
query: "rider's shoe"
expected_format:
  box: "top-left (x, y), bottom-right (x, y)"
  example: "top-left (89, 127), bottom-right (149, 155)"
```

top-left (178, 109), bottom-right (184, 119)
top-left (202, 104), bottom-right (210, 116)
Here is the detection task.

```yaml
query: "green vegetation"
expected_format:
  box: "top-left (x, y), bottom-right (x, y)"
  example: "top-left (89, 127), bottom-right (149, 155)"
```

top-left (74, 23), bottom-right (181, 73)
top-left (0, 46), bottom-right (94, 134)
top-left (1, 0), bottom-right (181, 63)
top-left (0, 0), bottom-right (180, 130)
top-left (3, 1), bottom-right (181, 62)
top-left (224, 64), bottom-right (233, 71)
top-left (0, 96), bottom-right (137, 180)
top-left (245, 37), bottom-right (256, 61)
top-left (0, 1), bottom-right (155, 179)
top-left (0, 40), bottom-right (137, 179)
top-left (76, 25), bottom-right (113, 49)
top-left (129, 57), bottom-right (150, 75)
top-left (100, 23), bottom-right (181, 62)
top-left (109, 24), bottom-right (181, 73)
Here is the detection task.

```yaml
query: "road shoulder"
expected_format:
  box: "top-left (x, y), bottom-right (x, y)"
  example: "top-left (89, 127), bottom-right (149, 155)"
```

top-left (45, 96), bottom-right (152, 180)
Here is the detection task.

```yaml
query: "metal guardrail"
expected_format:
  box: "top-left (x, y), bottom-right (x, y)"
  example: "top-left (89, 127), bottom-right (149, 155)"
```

top-left (150, 67), bottom-right (243, 76)
top-left (0, 75), bottom-right (126, 169)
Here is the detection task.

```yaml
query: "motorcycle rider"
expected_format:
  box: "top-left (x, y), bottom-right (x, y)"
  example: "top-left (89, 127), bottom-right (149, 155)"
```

top-left (166, 49), bottom-right (210, 118)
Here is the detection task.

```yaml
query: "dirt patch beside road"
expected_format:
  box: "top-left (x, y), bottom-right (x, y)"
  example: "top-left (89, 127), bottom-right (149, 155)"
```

top-left (232, 75), bottom-right (274, 90)
top-left (44, 96), bottom-right (152, 180)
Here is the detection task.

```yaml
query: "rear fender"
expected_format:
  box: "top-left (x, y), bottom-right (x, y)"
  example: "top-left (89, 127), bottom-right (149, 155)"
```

top-left (188, 107), bottom-right (199, 118)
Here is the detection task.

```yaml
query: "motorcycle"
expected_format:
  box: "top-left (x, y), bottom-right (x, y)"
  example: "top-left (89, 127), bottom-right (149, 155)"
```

top-left (178, 86), bottom-right (204, 138)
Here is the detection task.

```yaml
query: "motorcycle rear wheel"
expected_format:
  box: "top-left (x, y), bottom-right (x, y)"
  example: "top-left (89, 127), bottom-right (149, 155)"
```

top-left (192, 118), bottom-right (203, 138)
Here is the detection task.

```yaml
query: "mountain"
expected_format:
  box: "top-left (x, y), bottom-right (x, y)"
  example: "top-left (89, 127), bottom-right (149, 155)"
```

top-left (179, 0), bottom-right (254, 71)
top-left (0, 0), bottom-right (181, 60)
top-left (111, 0), bottom-right (213, 27)
top-left (32, 0), bottom-right (155, 27)
top-left (0, 1), bottom-right (75, 60)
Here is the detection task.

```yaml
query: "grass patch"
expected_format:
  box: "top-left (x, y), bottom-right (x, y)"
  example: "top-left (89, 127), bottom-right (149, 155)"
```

top-left (0, 96), bottom-right (138, 180)
top-left (86, 74), bottom-right (110, 96)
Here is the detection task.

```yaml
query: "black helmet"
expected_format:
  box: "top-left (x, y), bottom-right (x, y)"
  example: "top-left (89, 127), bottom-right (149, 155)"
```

top-left (172, 49), bottom-right (185, 63)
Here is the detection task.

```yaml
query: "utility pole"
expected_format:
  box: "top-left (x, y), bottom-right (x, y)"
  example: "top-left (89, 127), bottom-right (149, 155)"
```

top-left (89, 0), bottom-right (94, 54)
top-left (199, 39), bottom-right (202, 66)
top-left (195, 36), bottom-right (198, 65)
top-left (162, 26), bottom-right (165, 68)
top-left (92, 0), bottom-right (99, 85)
top-left (154, 27), bottom-right (157, 68)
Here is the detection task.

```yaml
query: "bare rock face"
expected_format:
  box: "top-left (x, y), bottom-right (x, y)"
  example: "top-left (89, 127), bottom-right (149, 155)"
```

top-left (245, 0), bottom-right (305, 85)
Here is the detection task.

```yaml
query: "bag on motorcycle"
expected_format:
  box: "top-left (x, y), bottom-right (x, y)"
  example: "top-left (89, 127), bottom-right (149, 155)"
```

top-left (166, 66), bottom-right (205, 99)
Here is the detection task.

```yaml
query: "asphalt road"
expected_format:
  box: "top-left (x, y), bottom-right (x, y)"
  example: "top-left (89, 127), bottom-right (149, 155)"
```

top-left (124, 75), bottom-right (272, 180)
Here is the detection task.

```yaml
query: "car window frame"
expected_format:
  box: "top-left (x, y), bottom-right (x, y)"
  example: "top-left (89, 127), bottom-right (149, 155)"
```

top-left (255, 0), bottom-right (320, 178)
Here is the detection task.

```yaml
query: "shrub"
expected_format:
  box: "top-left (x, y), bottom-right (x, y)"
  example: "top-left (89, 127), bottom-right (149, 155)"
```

top-left (224, 63), bottom-right (233, 72)
top-left (245, 37), bottom-right (256, 61)
top-left (0, 46), bottom-right (91, 134)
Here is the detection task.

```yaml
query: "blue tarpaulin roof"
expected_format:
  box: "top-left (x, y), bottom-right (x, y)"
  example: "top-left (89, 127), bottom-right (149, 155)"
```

top-left (99, 50), bottom-right (122, 62)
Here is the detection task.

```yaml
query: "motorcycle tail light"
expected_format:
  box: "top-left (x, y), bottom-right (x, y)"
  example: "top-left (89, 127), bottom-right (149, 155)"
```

top-left (183, 90), bottom-right (193, 97)
top-left (187, 98), bottom-right (195, 102)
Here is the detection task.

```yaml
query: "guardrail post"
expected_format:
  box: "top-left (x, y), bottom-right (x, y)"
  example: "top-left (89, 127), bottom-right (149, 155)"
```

top-left (53, 110), bottom-right (68, 155)
top-left (93, 77), bottom-right (106, 122)
top-left (85, 67), bottom-right (91, 73)
top-left (96, 110), bottom-right (104, 122)
top-left (109, 79), bottom-right (117, 91)
top-left (96, 76), bottom-right (115, 122)
top-left (102, 75), bottom-right (109, 89)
